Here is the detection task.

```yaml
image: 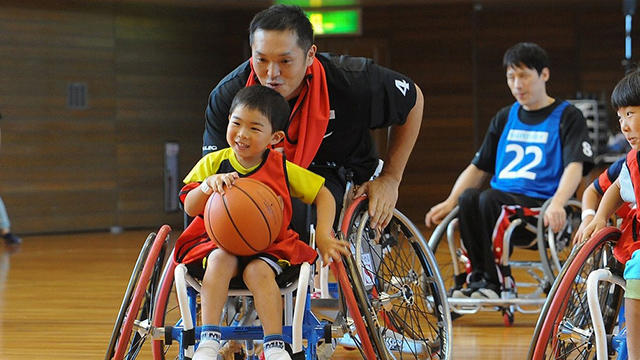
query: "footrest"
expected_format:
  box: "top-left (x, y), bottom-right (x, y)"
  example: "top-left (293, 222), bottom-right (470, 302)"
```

top-left (310, 298), bottom-right (340, 322)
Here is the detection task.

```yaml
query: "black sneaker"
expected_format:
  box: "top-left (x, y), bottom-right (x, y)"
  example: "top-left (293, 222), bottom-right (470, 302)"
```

top-left (3, 232), bottom-right (22, 245)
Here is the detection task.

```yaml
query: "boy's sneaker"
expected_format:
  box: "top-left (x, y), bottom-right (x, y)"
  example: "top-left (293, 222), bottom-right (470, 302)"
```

top-left (3, 233), bottom-right (21, 246)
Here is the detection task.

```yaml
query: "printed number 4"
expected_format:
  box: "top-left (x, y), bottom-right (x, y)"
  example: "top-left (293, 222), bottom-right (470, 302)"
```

top-left (498, 144), bottom-right (542, 180)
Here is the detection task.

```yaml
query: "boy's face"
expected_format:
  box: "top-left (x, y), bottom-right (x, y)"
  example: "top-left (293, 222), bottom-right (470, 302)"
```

top-left (506, 64), bottom-right (549, 110)
top-left (226, 105), bottom-right (284, 168)
top-left (251, 29), bottom-right (316, 101)
top-left (618, 106), bottom-right (640, 150)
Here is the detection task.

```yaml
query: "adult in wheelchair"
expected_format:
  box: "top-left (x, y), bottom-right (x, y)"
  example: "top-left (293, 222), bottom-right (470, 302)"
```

top-left (427, 196), bottom-right (582, 325)
top-left (105, 172), bottom-right (453, 360)
top-left (425, 42), bottom-right (593, 325)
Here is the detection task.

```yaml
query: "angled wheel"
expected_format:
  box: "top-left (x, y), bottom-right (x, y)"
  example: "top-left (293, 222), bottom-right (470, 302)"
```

top-left (530, 227), bottom-right (624, 359)
top-left (427, 207), bottom-right (469, 301)
top-left (106, 225), bottom-right (171, 360)
top-left (342, 196), bottom-right (452, 359)
top-left (151, 250), bottom-right (180, 359)
top-left (537, 199), bottom-right (582, 288)
top-left (331, 255), bottom-right (385, 360)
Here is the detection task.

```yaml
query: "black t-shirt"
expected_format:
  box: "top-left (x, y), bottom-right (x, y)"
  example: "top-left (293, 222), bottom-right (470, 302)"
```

top-left (472, 100), bottom-right (594, 175)
top-left (203, 53), bottom-right (418, 184)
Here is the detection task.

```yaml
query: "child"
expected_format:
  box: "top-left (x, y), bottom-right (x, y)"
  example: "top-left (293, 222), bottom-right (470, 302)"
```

top-left (175, 85), bottom-right (350, 360)
top-left (579, 70), bottom-right (640, 359)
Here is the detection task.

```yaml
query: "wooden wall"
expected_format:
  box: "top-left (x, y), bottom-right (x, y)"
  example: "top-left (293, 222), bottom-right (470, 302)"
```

top-left (355, 1), bottom-right (627, 223)
top-left (0, 0), bottom-right (634, 233)
top-left (0, 1), bottom-right (254, 233)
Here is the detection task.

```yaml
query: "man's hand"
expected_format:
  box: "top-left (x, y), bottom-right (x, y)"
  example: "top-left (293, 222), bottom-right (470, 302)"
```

top-left (354, 174), bottom-right (400, 230)
top-left (543, 201), bottom-right (567, 233)
top-left (425, 199), bottom-right (456, 228)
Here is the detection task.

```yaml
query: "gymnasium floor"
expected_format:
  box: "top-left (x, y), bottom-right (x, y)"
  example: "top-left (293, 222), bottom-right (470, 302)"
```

top-left (0, 229), bottom-right (538, 359)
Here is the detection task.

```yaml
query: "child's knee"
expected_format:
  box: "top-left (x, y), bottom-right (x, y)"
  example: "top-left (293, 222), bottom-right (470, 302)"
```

top-left (242, 260), bottom-right (275, 287)
top-left (204, 250), bottom-right (237, 277)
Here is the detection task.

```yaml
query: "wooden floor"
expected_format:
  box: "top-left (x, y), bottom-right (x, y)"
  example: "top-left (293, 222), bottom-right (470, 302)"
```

top-left (0, 228), bottom-right (539, 359)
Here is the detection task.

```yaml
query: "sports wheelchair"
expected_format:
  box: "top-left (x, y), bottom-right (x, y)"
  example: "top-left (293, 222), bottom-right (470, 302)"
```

top-left (105, 185), bottom-right (452, 359)
top-left (428, 198), bottom-right (582, 325)
top-left (528, 227), bottom-right (628, 360)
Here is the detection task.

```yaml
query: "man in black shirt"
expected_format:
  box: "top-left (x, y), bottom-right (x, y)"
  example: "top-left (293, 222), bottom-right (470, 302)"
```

top-left (425, 42), bottom-right (593, 299)
top-left (203, 5), bottom-right (423, 232)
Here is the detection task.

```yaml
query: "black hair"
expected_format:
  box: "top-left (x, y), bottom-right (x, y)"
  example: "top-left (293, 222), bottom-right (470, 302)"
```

top-left (502, 42), bottom-right (550, 75)
top-left (229, 85), bottom-right (290, 132)
top-left (249, 4), bottom-right (314, 51)
top-left (611, 70), bottom-right (640, 109)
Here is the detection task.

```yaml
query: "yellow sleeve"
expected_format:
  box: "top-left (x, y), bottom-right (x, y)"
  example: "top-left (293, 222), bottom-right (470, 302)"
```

top-left (286, 161), bottom-right (325, 204)
top-left (183, 149), bottom-right (229, 184)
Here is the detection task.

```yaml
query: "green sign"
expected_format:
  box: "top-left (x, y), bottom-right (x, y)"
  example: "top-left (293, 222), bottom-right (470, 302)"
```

top-left (305, 9), bottom-right (360, 36)
top-left (276, 0), bottom-right (357, 6)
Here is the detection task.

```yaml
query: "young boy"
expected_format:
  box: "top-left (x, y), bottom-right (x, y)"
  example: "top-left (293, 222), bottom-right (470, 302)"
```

top-left (579, 70), bottom-right (640, 359)
top-left (175, 85), bottom-right (350, 360)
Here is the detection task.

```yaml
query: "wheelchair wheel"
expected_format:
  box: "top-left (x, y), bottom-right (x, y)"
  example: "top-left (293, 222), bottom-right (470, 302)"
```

top-left (342, 196), bottom-right (452, 359)
top-left (426, 207), bottom-right (468, 301)
top-left (332, 256), bottom-right (386, 359)
top-left (537, 199), bottom-right (582, 288)
top-left (107, 225), bottom-right (170, 360)
top-left (530, 227), bottom-right (624, 360)
top-left (151, 251), bottom-right (179, 359)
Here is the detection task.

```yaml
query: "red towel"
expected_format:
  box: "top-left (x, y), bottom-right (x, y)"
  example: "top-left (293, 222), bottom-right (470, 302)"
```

top-left (245, 57), bottom-right (329, 168)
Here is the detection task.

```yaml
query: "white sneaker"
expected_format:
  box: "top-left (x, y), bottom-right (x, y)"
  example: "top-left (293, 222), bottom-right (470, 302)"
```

top-left (193, 341), bottom-right (220, 360)
top-left (470, 287), bottom-right (499, 300)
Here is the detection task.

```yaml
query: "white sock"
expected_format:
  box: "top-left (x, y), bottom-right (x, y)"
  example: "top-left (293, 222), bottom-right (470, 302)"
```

top-left (263, 336), bottom-right (291, 360)
top-left (193, 329), bottom-right (221, 360)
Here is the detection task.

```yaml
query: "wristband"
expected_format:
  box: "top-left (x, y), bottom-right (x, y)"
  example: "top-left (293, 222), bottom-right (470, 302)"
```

top-left (581, 209), bottom-right (596, 221)
top-left (200, 181), bottom-right (213, 195)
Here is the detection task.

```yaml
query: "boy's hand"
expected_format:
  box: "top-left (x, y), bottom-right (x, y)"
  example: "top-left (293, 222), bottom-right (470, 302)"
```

top-left (577, 216), bottom-right (607, 244)
top-left (316, 232), bottom-right (350, 265)
top-left (573, 214), bottom-right (595, 246)
top-left (205, 172), bottom-right (239, 194)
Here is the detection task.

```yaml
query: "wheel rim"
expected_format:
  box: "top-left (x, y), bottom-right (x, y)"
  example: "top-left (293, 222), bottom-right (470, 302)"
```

top-left (533, 228), bottom-right (624, 359)
top-left (343, 197), bottom-right (448, 359)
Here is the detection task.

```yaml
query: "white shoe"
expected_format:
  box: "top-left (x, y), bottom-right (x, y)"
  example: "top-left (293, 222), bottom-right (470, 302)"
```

top-left (470, 287), bottom-right (499, 300)
top-left (193, 341), bottom-right (220, 360)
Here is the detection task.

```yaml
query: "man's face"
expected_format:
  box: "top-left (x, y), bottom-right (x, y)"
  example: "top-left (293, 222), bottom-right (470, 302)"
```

top-left (506, 65), bottom-right (549, 110)
top-left (251, 29), bottom-right (315, 101)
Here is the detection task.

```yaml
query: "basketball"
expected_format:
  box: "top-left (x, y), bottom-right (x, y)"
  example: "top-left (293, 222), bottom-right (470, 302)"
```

top-left (203, 177), bottom-right (283, 256)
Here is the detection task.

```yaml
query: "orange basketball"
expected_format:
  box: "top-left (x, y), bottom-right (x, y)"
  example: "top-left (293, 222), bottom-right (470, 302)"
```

top-left (203, 177), bottom-right (283, 256)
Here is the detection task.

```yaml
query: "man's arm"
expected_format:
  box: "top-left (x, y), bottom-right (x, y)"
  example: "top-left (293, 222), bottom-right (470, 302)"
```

top-left (544, 161), bottom-right (583, 232)
top-left (425, 163), bottom-right (491, 227)
top-left (354, 84), bottom-right (424, 230)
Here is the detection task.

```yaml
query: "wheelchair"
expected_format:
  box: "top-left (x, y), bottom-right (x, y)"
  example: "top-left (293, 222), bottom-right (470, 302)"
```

top-left (105, 184), bottom-right (452, 359)
top-left (428, 198), bottom-right (582, 325)
top-left (528, 227), bottom-right (627, 360)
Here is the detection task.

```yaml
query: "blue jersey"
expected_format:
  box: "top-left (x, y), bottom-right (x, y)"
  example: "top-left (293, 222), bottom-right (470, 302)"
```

top-left (490, 101), bottom-right (569, 199)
